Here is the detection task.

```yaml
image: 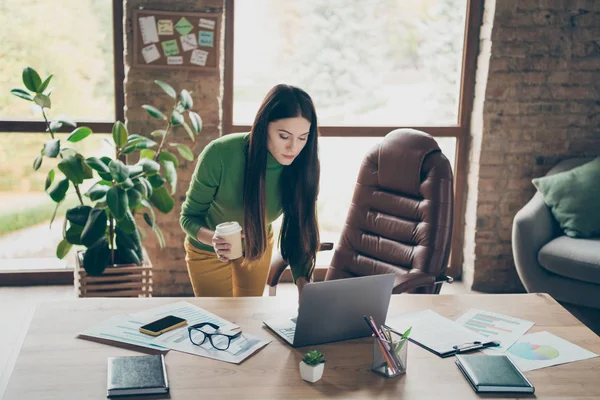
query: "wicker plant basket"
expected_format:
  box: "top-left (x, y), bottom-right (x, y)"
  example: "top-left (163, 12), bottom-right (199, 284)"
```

top-left (74, 251), bottom-right (153, 298)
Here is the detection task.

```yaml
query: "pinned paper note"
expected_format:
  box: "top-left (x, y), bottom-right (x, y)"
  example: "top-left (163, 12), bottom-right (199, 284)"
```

top-left (141, 44), bottom-right (161, 63)
top-left (139, 16), bottom-right (159, 44)
top-left (190, 49), bottom-right (209, 66)
top-left (157, 19), bottom-right (174, 35)
top-left (198, 18), bottom-right (215, 30)
top-left (161, 39), bottom-right (179, 56)
top-left (175, 17), bottom-right (194, 36)
top-left (198, 31), bottom-right (214, 47)
top-left (180, 33), bottom-right (198, 52)
top-left (167, 56), bottom-right (183, 65)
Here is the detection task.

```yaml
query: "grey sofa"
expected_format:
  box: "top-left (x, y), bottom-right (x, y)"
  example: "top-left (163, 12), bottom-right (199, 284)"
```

top-left (512, 158), bottom-right (600, 309)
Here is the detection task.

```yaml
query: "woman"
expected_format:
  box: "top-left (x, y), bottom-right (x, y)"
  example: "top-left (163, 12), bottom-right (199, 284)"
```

top-left (180, 84), bottom-right (320, 297)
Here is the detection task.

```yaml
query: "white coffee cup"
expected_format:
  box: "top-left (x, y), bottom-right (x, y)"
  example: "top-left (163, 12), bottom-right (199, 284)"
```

top-left (214, 221), bottom-right (243, 260)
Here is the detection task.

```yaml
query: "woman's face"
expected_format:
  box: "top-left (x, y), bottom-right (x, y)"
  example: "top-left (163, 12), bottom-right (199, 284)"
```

top-left (266, 116), bottom-right (311, 166)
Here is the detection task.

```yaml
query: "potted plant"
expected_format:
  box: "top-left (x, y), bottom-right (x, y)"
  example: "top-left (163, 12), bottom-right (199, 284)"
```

top-left (11, 67), bottom-right (202, 278)
top-left (299, 350), bottom-right (326, 383)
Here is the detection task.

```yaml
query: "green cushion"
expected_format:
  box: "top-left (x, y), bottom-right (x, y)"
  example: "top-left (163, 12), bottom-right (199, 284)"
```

top-left (532, 157), bottom-right (600, 238)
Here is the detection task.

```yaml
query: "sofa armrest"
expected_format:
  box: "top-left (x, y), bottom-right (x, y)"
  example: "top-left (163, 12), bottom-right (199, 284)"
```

top-left (512, 192), bottom-right (561, 291)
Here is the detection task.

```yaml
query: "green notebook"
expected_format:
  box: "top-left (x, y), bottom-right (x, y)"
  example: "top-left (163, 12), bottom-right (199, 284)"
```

top-left (455, 354), bottom-right (535, 394)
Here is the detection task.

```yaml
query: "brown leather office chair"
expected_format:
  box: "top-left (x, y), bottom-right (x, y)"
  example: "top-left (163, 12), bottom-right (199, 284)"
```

top-left (267, 128), bottom-right (454, 296)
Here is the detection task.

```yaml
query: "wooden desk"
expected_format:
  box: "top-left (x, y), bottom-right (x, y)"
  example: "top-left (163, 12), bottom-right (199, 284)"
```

top-left (4, 294), bottom-right (600, 399)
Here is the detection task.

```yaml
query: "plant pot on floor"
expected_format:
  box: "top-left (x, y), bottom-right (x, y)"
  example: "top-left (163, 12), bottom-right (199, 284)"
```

top-left (74, 250), bottom-right (153, 298)
top-left (299, 361), bottom-right (324, 383)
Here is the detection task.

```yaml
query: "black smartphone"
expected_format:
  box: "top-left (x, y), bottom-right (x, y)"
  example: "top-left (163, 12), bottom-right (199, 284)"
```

top-left (139, 315), bottom-right (187, 336)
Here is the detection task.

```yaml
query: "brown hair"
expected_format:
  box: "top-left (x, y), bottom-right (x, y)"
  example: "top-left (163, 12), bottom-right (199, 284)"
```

top-left (243, 84), bottom-right (320, 279)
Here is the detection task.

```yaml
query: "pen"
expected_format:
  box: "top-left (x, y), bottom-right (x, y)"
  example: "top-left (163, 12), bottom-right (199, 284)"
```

top-left (452, 340), bottom-right (500, 354)
top-left (363, 316), bottom-right (398, 373)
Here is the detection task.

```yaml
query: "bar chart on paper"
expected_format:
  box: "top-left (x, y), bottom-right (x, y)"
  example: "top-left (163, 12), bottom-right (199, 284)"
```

top-left (455, 309), bottom-right (534, 352)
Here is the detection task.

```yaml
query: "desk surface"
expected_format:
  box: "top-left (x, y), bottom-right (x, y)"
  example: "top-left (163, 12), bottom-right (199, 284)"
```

top-left (4, 293), bottom-right (600, 399)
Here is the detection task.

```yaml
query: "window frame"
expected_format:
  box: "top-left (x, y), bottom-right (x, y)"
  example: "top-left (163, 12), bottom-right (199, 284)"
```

top-left (0, 0), bottom-right (125, 285)
top-left (223, 0), bottom-right (483, 278)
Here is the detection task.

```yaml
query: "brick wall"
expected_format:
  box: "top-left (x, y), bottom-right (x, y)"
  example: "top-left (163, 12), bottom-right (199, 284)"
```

top-left (464, 0), bottom-right (600, 292)
top-left (124, 0), bottom-right (224, 295)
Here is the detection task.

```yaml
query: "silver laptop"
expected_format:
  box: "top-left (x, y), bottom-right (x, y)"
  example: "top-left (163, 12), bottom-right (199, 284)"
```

top-left (263, 274), bottom-right (395, 347)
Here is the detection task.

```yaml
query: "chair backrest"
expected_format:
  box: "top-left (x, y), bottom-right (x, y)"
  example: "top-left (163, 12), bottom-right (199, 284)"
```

top-left (325, 129), bottom-right (454, 294)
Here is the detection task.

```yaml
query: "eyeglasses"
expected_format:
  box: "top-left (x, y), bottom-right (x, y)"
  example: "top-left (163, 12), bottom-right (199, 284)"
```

top-left (187, 322), bottom-right (242, 351)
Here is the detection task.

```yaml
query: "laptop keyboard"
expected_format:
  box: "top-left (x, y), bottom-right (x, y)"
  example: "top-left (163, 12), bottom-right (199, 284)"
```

top-left (278, 326), bottom-right (296, 341)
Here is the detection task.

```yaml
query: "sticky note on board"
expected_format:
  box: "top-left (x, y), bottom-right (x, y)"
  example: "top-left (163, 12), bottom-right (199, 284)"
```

top-left (167, 56), bottom-right (183, 65)
top-left (180, 33), bottom-right (198, 52)
top-left (190, 49), bottom-right (209, 66)
top-left (161, 40), bottom-right (179, 56)
top-left (157, 20), bottom-right (174, 35)
top-left (198, 31), bottom-right (214, 47)
top-left (141, 44), bottom-right (161, 63)
top-left (139, 16), bottom-right (159, 44)
top-left (198, 18), bottom-right (215, 30)
top-left (175, 17), bottom-right (194, 35)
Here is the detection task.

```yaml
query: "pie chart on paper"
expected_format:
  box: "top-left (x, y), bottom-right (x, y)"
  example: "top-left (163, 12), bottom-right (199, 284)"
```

top-left (508, 342), bottom-right (559, 360)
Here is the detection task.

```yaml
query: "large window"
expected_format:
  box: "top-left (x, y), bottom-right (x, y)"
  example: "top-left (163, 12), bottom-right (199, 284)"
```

top-left (0, 0), bottom-right (123, 280)
top-left (225, 0), bottom-right (481, 276)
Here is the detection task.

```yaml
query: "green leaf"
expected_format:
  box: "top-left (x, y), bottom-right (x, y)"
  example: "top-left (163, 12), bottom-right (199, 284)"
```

top-left (182, 121), bottom-right (195, 142)
top-left (121, 137), bottom-right (157, 154)
top-left (86, 183), bottom-right (109, 201)
top-left (38, 74), bottom-right (53, 93)
top-left (115, 225), bottom-right (143, 262)
top-left (127, 188), bottom-right (142, 207)
top-left (56, 239), bottom-right (72, 260)
top-left (86, 157), bottom-right (111, 175)
top-left (116, 210), bottom-right (136, 233)
top-left (147, 174), bottom-right (165, 189)
top-left (33, 154), bottom-right (43, 171)
top-left (109, 159), bottom-right (129, 183)
top-left (149, 186), bottom-right (174, 214)
top-left (45, 169), bottom-right (55, 190)
top-left (137, 158), bottom-right (160, 175)
top-left (10, 88), bottom-right (34, 101)
top-left (49, 178), bottom-right (69, 202)
top-left (162, 160), bottom-right (177, 195)
top-left (151, 130), bottom-right (166, 137)
top-left (139, 177), bottom-right (153, 198)
top-left (171, 110), bottom-right (184, 126)
top-left (170, 143), bottom-right (194, 161)
top-left (66, 126), bottom-right (92, 142)
top-left (188, 111), bottom-right (202, 133)
top-left (58, 154), bottom-right (93, 184)
top-left (34, 94), bottom-right (51, 109)
top-left (179, 89), bottom-right (193, 109)
top-left (142, 105), bottom-right (167, 119)
top-left (81, 208), bottom-right (108, 247)
top-left (141, 199), bottom-right (156, 226)
top-left (65, 223), bottom-right (84, 245)
top-left (153, 224), bottom-right (166, 248)
top-left (49, 120), bottom-right (63, 133)
top-left (143, 213), bottom-right (153, 227)
top-left (155, 80), bottom-right (176, 99)
top-left (60, 147), bottom-right (77, 158)
top-left (133, 180), bottom-right (148, 199)
top-left (106, 186), bottom-right (128, 219)
top-left (121, 178), bottom-right (134, 190)
top-left (83, 237), bottom-right (110, 276)
top-left (43, 87), bottom-right (54, 96)
top-left (128, 164), bottom-right (144, 178)
top-left (56, 115), bottom-right (77, 127)
top-left (112, 121), bottom-right (128, 147)
top-left (140, 149), bottom-right (156, 160)
top-left (115, 248), bottom-right (141, 265)
top-left (43, 138), bottom-right (60, 158)
top-left (159, 150), bottom-right (179, 168)
top-left (22, 67), bottom-right (42, 92)
top-left (49, 200), bottom-right (61, 227)
top-left (66, 205), bottom-right (92, 226)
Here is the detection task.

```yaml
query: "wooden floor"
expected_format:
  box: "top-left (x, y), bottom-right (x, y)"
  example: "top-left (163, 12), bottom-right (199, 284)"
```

top-left (0, 281), bottom-right (597, 399)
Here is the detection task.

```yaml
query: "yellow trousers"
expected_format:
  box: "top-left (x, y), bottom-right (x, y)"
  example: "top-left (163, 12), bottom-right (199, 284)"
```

top-left (184, 237), bottom-right (274, 297)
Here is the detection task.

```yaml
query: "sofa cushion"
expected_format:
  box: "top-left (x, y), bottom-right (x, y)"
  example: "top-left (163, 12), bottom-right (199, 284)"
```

top-left (532, 157), bottom-right (600, 238)
top-left (538, 236), bottom-right (600, 284)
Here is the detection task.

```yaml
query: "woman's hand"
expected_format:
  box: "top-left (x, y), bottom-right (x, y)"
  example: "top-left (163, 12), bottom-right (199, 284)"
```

top-left (212, 232), bottom-right (245, 262)
top-left (296, 277), bottom-right (309, 300)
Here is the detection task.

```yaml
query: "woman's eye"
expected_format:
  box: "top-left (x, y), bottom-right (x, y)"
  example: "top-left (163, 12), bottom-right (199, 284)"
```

top-left (299, 137), bottom-right (307, 141)
top-left (279, 135), bottom-right (289, 140)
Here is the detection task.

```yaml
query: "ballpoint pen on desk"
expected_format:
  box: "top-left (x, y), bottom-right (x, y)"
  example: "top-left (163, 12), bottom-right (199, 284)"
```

top-left (363, 316), bottom-right (399, 374)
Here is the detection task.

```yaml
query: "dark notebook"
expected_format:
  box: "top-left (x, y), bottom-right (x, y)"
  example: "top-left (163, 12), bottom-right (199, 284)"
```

top-left (455, 354), bottom-right (535, 394)
top-left (107, 354), bottom-right (169, 397)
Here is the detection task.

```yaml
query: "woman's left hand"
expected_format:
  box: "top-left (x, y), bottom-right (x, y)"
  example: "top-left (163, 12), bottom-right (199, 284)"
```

top-left (296, 277), bottom-right (309, 301)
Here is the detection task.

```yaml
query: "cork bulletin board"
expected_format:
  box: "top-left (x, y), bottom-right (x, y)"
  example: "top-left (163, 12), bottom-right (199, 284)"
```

top-left (132, 9), bottom-right (221, 71)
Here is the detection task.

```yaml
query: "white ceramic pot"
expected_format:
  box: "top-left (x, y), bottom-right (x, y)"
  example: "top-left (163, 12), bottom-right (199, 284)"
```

top-left (299, 361), bottom-right (324, 383)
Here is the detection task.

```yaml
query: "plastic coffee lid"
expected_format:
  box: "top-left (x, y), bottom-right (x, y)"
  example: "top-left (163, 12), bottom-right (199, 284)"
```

top-left (215, 221), bottom-right (242, 235)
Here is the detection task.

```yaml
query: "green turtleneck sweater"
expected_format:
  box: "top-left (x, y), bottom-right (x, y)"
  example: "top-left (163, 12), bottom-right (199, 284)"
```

top-left (180, 132), bottom-right (304, 282)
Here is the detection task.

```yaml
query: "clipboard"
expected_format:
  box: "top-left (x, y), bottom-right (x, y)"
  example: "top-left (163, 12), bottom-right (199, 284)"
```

top-left (385, 310), bottom-right (499, 358)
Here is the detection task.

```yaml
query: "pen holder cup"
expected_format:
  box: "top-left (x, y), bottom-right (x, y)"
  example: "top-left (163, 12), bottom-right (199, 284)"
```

top-left (371, 332), bottom-right (408, 378)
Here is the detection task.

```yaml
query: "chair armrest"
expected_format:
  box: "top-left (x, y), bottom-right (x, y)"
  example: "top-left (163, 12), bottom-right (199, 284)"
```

top-left (266, 242), bottom-right (334, 287)
top-left (392, 270), bottom-right (437, 294)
